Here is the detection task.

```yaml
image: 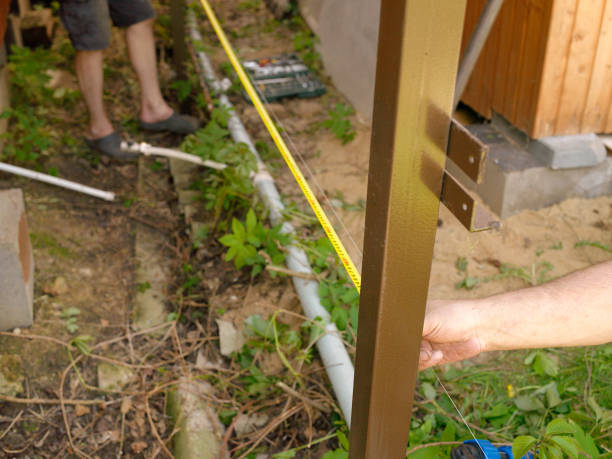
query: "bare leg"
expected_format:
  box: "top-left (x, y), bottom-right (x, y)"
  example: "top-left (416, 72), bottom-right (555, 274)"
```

top-left (125, 19), bottom-right (173, 123)
top-left (74, 50), bottom-right (114, 139)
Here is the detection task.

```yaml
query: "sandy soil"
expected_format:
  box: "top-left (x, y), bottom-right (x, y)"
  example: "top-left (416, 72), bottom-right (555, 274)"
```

top-left (207, 0), bottom-right (612, 301)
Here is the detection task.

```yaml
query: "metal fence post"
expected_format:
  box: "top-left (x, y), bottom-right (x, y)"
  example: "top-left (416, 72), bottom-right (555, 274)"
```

top-left (349, 1), bottom-right (467, 457)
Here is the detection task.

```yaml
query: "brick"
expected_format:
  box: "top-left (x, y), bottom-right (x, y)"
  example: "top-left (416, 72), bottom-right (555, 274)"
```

top-left (0, 189), bottom-right (34, 331)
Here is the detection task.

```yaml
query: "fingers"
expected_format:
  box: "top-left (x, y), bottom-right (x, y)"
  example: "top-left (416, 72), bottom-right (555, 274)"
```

top-left (418, 337), bottom-right (484, 371)
top-left (419, 348), bottom-right (443, 370)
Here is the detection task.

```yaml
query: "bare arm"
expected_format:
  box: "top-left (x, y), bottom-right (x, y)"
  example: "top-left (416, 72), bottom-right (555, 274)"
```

top-left (419, 261), bottom-right (612, 370)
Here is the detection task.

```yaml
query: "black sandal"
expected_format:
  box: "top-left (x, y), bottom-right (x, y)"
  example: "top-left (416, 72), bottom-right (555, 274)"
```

top-left (139, 111), bottom-right (199, 135)
top-left (85, 132), bottom-right (138, 161)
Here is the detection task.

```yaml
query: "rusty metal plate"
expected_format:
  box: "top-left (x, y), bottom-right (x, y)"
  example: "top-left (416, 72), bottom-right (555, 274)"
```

top-left (441, 171), bottom-right (500, 231)
top-left (447, 119), bottom-right (488, 184)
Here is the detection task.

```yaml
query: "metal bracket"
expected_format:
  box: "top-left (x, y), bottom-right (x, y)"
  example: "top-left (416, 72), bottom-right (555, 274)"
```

top-left (441, 171), bottom-right (499, 232)
top-left (447, 118), bottom-right (488, 183)
top-left (441, 119), bottom-right (499, 231)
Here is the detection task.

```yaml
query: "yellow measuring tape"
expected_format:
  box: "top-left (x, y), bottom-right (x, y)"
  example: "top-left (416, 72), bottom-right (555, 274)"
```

top-left (198, 0), bottom-right (362, 293)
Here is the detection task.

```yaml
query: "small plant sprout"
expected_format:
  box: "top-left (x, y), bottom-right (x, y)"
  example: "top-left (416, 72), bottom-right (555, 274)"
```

top-left (322, 103), bottom-right (356, 144)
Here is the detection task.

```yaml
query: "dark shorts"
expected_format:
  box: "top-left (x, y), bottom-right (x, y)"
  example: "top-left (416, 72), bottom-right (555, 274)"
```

top-left (59, 0), bottom-right (155, 50)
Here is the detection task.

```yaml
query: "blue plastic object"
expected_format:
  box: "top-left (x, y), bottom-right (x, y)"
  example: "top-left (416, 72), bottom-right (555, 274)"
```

top-left (461, 440), bottom-right (534, 459)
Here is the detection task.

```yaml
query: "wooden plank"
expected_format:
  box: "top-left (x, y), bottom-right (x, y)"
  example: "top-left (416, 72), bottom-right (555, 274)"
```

top-left (506, 0), bottom-right (528, 122)
top-left (491, 0), bottom-right (514, 112)
top-left (554, 0), bottom-right (604, 134)
top-left (477, 0), bottom-right (502, 117)
top-left (532, 0), bottom-right (577, 138)
top-left (514, 0), bottom-right (552, 136)
top-left (582, 0), bottom-right (612, 133)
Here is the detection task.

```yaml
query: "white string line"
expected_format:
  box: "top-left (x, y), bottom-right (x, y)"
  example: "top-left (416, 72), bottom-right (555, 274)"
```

top-left (231, 49), bottom-right (489, 450)
top-left (250, 82), bottom-right (365, 268)
top-left (436, 373), bottom-right (490, 459)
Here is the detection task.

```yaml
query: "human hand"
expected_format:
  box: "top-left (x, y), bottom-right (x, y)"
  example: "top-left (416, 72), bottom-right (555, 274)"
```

top-left (419, 300), bottom-right (485, 370)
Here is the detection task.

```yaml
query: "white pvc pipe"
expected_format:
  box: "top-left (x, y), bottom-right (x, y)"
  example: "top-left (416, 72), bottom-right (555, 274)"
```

top-left (187, 10), bottom-right (355, 423)
top-left (120, 141), bottom-right (226, 170)
top-left (0, 162), bottom-right (115, 201)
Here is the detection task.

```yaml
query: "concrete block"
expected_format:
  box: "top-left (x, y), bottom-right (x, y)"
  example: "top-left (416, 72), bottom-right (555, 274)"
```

top-left (528, 133), bottom-right (607, 169)
top-left (448, 125), bottom-right (612, 219)
top-left (0, 189), bottom-right (34, 331)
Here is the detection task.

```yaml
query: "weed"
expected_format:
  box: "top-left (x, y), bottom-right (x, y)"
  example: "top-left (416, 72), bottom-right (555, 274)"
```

top-left (322, 104), bottom-right (355, 144)
top-left (1, 45), bottom-right (75, 166)
top-left (575, 240), bottom-right (612, 253)
top-left (219, 209), bottom-right (290, 276)
top-left (238, 0), bottom-right (262, 10)
top-left (169, 79), bottom-right (193, 103)
top-left (0, 107), bottom-right (53, 164)
top-left (455, 257), bottom-right (479, 290)
top-left (181, 108), bottom-right (257, 227)
top-left (61, 307), bottom-right (81, 334)
top-left (291, 19), bottom-right (322, 71)
top-left (137, 282), bottom-right (151, 293)
top-left (70, 335), bottom-right (92, 355)
top-left (30, 232), bottom-right (73, 259)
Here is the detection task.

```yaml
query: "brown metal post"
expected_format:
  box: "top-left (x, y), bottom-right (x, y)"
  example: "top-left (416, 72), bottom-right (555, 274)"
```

top-left (349, 1), bottom-right (466, 457)
top-left (170, 0), bottom-right (187, 79)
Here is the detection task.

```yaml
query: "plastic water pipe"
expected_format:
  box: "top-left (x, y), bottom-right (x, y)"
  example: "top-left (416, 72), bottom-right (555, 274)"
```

top-left (120, 141), bottom-right (227, 171)
top-left (187, 10), bottom-right (355, 423)
top-left (0, 162), bottom-right (115, 201)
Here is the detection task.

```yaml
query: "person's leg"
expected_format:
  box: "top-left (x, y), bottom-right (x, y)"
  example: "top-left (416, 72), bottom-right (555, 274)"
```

top-left (74, 50), bottom-right (114, 139)
top-left (59, 0), bottom-right (115, 140)
top-left (124, 18), bottom-right (173, 124)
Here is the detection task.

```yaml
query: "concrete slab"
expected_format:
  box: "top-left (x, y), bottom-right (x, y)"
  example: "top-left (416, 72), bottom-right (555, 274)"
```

top-left (0, 189), bottom-right (34, 331)
top-left (167, 380), bottom-right (228, 459)
top-left (528, 133), bottom-right (607, 169)
top-left (132, 158), bottom-right (170, 332)
top-left (447, 124), bottom-right (612, 219)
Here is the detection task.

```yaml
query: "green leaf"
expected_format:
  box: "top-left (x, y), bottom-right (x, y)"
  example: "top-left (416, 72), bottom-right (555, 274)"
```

top-left (337, 431), bottom-right (349, 450)
top-left (245, 314), bottom-right (274, 340)
top-left (273, 451), bottom-right (296, 459)
top-left (407, 446), bottom-right (441, 459)
top-left (420, 382), bottom-right (437, 401)
top-left (483, 403), bottom-right (510, 419)
top-left (440, 422), bottom-right (455, 442)
top-left (331, 307), bottom-right (348, 330)
top-left (232, 218), bottom-right (246, 240)
top-left (587, 396), bottom-right (604, 421)
top-left (246, 208), bottom-right (257, 235)
top-left (546, 418), bottom-right (574, 435)
top-left (569, 421), bottom-right (600, 458)
top-left (512, 435), bottom-right (537, 459)
top-left (321, 450), bottom-right (348, 459)
top-left (533, 352), bottom-right (558, 377)
top-left (546, 384), bottom-right (562, 408)
top-left (550, 436), bottom-right (580, 458)
top-left (515, 395), bottom-right (545, 412)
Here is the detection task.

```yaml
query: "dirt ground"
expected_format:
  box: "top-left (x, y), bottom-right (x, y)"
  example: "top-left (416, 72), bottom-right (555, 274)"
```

top-left (210, 0), bottom-right (612, 301)
top-left (1, 1), bottom-right (611, 457)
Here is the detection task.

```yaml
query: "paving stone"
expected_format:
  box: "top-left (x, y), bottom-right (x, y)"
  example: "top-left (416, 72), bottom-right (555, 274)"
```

top-left (97, 363), bottom-right (134, 392)
top-left (0, 189), bottom-right (34, 331)
top-left (169, 158), bottom-right (199, 190)
top-left (167, 380), bottom-right (228, 459)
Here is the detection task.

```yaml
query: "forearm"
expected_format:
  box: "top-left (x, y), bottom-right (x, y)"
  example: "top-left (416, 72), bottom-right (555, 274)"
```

top-left (475, 261), bottom-right (612, 352)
